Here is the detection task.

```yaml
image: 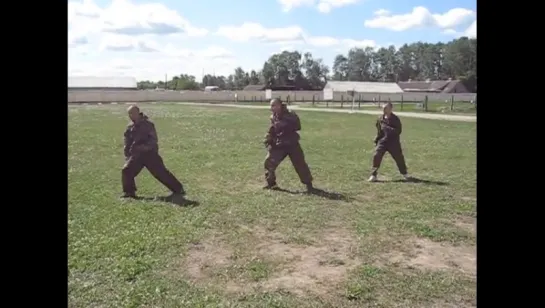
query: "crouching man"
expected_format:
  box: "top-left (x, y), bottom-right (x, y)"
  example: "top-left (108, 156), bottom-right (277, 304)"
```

top-left (263, 99), bottom-right (315, 193)
top-left (121, 105), bottom-right (186, 199)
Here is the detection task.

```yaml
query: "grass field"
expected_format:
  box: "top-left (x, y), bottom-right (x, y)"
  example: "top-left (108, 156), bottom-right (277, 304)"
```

top-left (68, 104), bottom-right (476, 308)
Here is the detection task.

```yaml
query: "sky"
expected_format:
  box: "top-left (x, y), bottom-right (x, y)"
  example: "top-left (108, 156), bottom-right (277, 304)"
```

top-left (68, 0), bottom-right (477, 82)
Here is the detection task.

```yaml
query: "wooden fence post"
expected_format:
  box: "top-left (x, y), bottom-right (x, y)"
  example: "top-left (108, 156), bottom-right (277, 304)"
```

top-left (341, 95), bottom-right (344, 108)
top-left (424, 95), bottom-right (429, 112)
top-left (401, 95), bottom-right (404, 111)
top-left (450, 95), bottom-right (454, 111)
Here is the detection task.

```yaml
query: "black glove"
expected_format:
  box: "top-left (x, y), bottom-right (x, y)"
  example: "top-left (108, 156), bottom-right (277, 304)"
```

top-left (373, 137), bottom-right (379, 145)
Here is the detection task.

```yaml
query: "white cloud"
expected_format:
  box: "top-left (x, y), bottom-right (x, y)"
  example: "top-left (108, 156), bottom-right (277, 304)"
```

top-left (442, 29), bottom-right (458, 35)
top-left (216, 23), bottom-right (376, 50)
top-left (278, 0), bottom-right (360, 13)
top-left (465, 20), bottom-right (476, 38)
top-left (68, 0), bottom-right (208, 37)
top-left (306, 36), bottom-right (340, 47)
top-left (317, 0), bottom-right (360, 13)
top-left (69, 0), bottom-right (220, 80)
top-left (307, 36), bottom-right (376, 50)
top-left (216, 22), bottom-right (305, 43)
top-left (68, 0), bottom-right (101, 22)
top-left (373, 9), bottom-right (390, 16)
top-left (69, 52), bottom-right (237, 81)
top-left (99, 34), bottom-right (159, 52)
top-left (441, 20), bottom-right (477, 38)
top-left (278, 0), bottom-right (314, 12)
top-left (71, 0), bottom-right (244, 82)
top-left (200, 46), bottom-right (234, 59)
top-left (364, 6), bottom-right (475, 31)
top-left (69, 33), bottom-right (89, 48)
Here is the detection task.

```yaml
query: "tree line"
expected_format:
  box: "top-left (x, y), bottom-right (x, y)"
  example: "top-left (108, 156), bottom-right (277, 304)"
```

top-left (137, 37), bottom-right (476, 92)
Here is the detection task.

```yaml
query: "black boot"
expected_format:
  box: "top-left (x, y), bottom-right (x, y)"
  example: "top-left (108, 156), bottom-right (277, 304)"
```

top-left (263, 182), bottom-right (279, 190)
top-left (165, 191), bottom-right (186, 200)
top-left (120, 192), bottom-right (137, 199)
top-left (305, 183), bottom-right (315, 194)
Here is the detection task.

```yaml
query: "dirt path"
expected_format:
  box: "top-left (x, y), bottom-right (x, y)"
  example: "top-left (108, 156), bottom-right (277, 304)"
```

top-left (174, 102), bottom-right (476, 122)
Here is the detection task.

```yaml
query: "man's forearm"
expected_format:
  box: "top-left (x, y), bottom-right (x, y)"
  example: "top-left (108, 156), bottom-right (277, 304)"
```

top-left (124, 145), bottom-right (130, 158)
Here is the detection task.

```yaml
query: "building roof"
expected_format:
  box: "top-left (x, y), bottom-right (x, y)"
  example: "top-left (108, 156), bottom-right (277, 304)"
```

top-left (398, 80), bottom-right (468, 93)
top-left (324, 81), bottom-right (403, 93)
top-left (243, 84), bottom-right (266, 91)
top-left (68, 76), bottom-right (138, 89)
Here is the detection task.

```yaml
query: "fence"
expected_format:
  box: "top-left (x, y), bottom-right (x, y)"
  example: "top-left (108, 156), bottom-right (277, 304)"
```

top-left (68, 90), bottom-right (476, 104)
top-left (68, 90), bottom-right (476, 113)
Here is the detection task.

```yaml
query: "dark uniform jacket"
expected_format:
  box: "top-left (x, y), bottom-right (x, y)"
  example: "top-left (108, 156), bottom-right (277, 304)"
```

top-left (374, 113), bottom-right (402, 144)
top-left (123, 113), bottom-right (159, 158)
top-left (265, 108), bottom-right (302, 148)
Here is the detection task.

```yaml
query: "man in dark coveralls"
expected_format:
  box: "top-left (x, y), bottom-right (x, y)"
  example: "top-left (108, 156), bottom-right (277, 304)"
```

top-left (263, 99), bottom-right (315, 192)
top-left (121, 105), bottom-right (186, 199)
top-left (368, 102), bottom-right (412, 182)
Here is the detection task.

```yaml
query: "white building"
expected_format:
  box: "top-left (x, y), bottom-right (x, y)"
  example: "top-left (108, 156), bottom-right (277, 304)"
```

top-left (324, 81), bottom-right (403, 93)
top-left (68, 76), bottom-right (138, 90)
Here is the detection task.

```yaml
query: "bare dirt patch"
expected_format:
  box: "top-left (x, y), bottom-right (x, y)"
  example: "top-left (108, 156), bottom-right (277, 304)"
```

top-left (383, 238), bottom-right (475, 277)
top-left (454, 216), bottom-right (476, 234)
top-left (184, 240), bottom-right (233, 282)
top-left (249, 226), bottom-right (361, 297)
top-left (180, 226), bottom-right (362, 297)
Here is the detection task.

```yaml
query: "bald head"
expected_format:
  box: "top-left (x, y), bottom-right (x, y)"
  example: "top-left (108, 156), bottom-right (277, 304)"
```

top-left (383, 102), bottom-right (393, 115)
top-left (270, 98), bottom-right (284, 114)
top-left (270, 98), bottom-right (282, 105)
top-left (127, 105), bottom-right (141, 122)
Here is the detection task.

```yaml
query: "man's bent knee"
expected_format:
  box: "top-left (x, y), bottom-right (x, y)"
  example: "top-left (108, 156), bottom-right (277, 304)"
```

top-left (122, 166), bottom-right (137, 177)
top-left (264, 158), bottom-right (276, 170)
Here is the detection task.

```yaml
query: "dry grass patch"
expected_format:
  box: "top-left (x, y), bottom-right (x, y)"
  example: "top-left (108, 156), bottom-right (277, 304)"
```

top-left (180, 225), bottom-right (363, 298)
top-left (454, 216), bottom-right (476, 235)
top-left (185, 240), bottom-right (234, 282)
top-left (383, 237), bottom-right (476, 277)
top-left (247, 226), bottom-right (361, 297)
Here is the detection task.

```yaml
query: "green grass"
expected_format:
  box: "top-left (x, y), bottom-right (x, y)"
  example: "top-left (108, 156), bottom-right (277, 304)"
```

top-left (69, 104), bottom-right (476, 307)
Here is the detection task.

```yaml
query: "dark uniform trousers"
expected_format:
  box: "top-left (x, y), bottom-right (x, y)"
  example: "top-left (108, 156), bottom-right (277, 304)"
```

top-left (122, 151), bottom-right (184, 194)
top-left (371, 141), bottom-right (408, 176)
top-left (264, 143), bottom-right (313, 185)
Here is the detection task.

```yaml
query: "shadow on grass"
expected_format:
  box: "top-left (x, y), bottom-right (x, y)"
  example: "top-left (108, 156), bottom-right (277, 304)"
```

top-left (376, 177), bottom-right (449, 186)
top-left (274, 187), bottom-right (353, 202)
top-left (134, 195), bottom-right (200, 207)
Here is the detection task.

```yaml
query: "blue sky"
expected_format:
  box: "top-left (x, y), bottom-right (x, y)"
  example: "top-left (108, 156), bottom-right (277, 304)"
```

top-left (68, 0), bottom-right (476, 81)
